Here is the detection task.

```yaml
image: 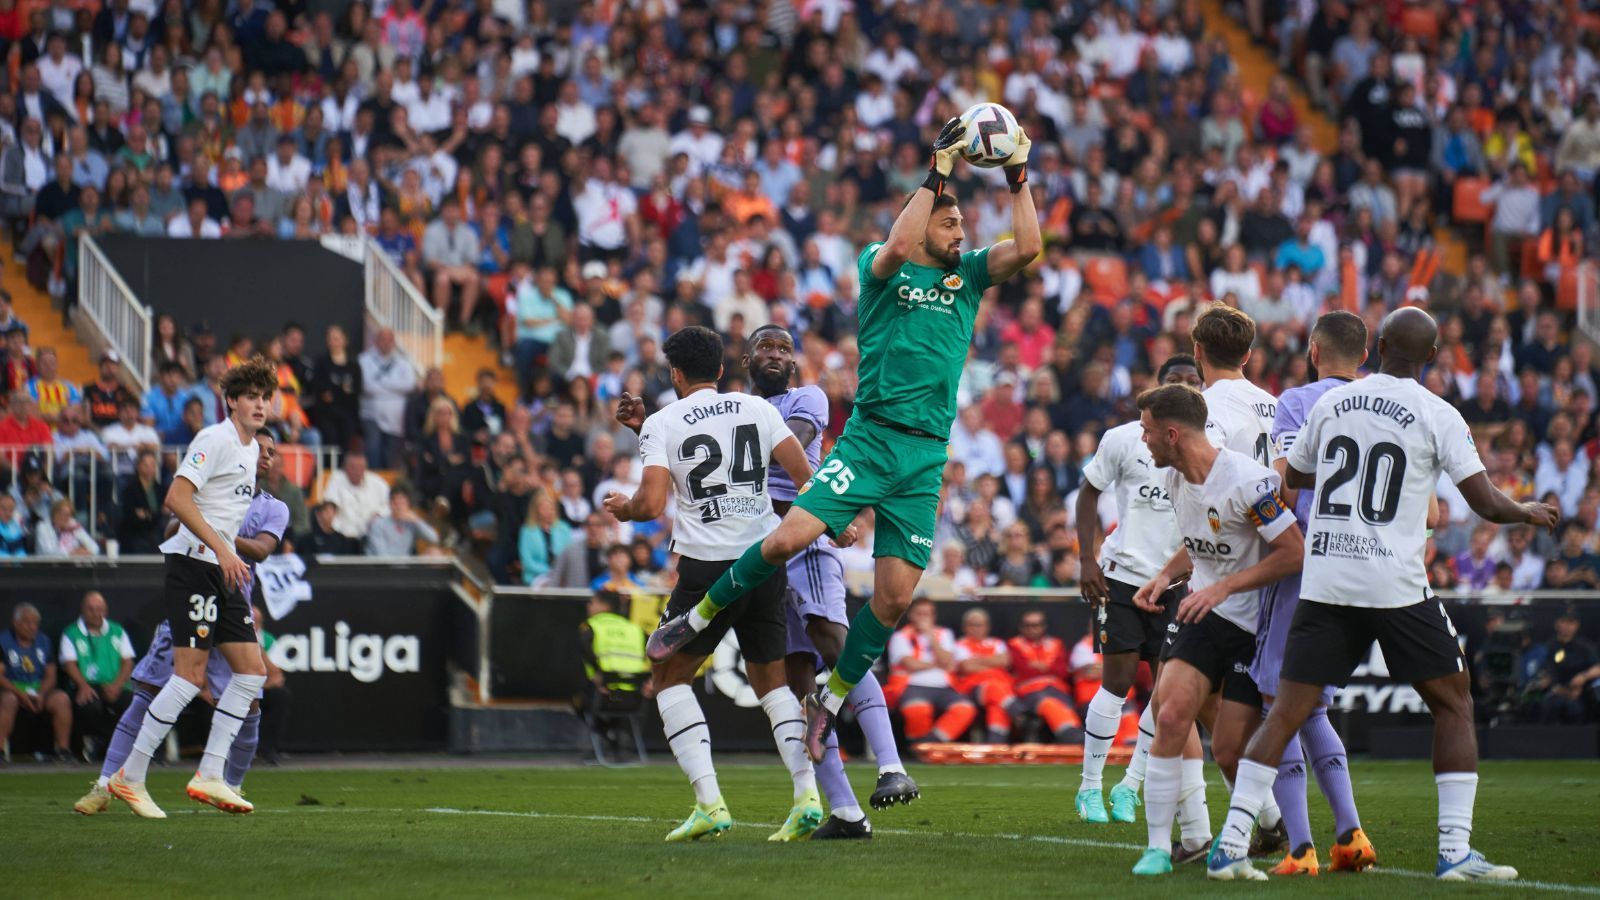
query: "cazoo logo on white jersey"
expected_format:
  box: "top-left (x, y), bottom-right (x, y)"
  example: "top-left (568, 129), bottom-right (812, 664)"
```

top-left (897, 284), bottom-right (958, 311)
top-left (269, 621), bottom-right (421, 683)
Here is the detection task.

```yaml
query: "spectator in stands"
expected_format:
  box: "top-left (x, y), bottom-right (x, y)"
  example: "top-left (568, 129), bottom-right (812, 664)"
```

top-left (549, 302), bottom-right (609, 389)
top-left (506, 263), bottom-right (573, 398)
top-left (365, 490), bottom-right (439, 557)
top-left (0, 603), bottom-right (72, 761)
top-left (422, 199), bottom-right (483, 334)
top-left (358, 327), bottom-right (415, 468)
top-left (1500, 524), bottom-right (1547, 591)
top-left (167, 195), bottom-right (221, 238)
top-left (552, 511), bottom-right (612, 589)
top-left (141, 362), bottom-right (190, 444)
top-left (0, 494), bottom-right (26, 557)
top-left (52, 405), bottom-right (111, 507)
top-left (35, 498), bottom-right (98, 557)
top-left (303, 499), bottom-right (357, 556)
top-left (1547, 521), bottom-right (1600, 589)
top-left (322, 452), bottom-right (389, 541)
top-left (1535, 608), bottom-right (1599, 725)
top-left (82, 351), bottom-right (132, 429)
top-left (1452, 523), bottom-right (1500, 591)
top-left (58, 590), bottom-right (133, 760)
top-left (117, 448), bottom-right (164, 554)
top-left (460, 368), bottom-right (507, 447)
top-left (26, 347), bottom-right (80, 424)
top-left (309, 324), bottom-right (361, 453)
top-left (0, 390), bottom-right (51, 451)
top-left (888, 598), bottom-right (977, 745)
top-left (519, 489), bottom-right (571, 587)
top-left (1481, 163), bottom-right (1543, 275)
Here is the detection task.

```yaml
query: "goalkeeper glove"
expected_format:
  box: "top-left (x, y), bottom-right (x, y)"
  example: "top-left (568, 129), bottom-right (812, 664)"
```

top-left (1004, 127), bottom-right (1032, 193)
top-left (924, 117), bottom-right (968, 194)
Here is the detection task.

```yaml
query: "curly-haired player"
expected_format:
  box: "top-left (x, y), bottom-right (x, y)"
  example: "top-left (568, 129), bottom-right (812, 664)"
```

top-left (108, 355), bottom-right (278, 818)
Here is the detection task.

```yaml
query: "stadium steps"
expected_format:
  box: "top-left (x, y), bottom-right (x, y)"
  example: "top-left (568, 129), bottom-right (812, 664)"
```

top-left (1, 237), bottom-right (97, 385)
top-left (441, 332), bottom-right (518, 409)
top-left (1199, 0), bottom-right (1470, 280)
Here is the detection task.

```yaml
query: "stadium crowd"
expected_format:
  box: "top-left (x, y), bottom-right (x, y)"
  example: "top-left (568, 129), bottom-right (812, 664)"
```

top-left (0, 0), bottom-right (1595, 729)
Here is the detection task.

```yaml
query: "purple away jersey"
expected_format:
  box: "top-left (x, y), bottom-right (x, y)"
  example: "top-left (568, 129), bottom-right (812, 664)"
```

top-left (765, 385), bottom-right (828, 502)
top-left (131, 492), bottom-right (289, 696)
top-left (1254, 377), bottom-right (1349, 700)
top-left (764, 386), bottom-right (848, 667)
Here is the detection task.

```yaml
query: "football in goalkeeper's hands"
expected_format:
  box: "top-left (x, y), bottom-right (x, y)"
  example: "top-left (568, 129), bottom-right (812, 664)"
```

top-left (957, 102), bottom-right (1021, 169)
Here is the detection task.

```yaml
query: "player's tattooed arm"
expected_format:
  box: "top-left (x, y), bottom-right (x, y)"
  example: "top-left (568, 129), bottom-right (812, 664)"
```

top-left (1456, 471), bottom-right (1560, 532)
top-left (603, 466), bottom-right (670, 523)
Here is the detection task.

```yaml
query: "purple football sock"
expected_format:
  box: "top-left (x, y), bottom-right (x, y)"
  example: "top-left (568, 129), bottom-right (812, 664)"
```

top-left (846, 670), bottom-right (901, 771)
top-left (225, 711), bottom-right (261, 788)
top-left (1274, 732), bottom-right (1314, 850)
top-left (816, 731), bottom-right (859, 815)
top-left (1302, 706), bottom-right (1361, 834)
top-left (101, 688), bottom-right (155, 782)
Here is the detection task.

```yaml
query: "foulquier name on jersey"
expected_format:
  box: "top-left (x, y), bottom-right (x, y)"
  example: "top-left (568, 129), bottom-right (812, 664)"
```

top-left (1326, 394), bottom-right (1417, 429)
top-left (680, 398), bottom-right (744, 426)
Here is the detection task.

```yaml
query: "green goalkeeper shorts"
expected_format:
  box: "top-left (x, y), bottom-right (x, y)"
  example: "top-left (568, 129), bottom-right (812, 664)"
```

top-left (793, 413), bottom-right (947, 569)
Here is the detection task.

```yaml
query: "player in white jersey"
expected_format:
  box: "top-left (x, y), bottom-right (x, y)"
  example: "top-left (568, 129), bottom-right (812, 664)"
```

top-left (1209, 308), bottom-right (1560, 882)
top-left (1195, 304), bottom-right (1278, 466)
top-left (108, 357), bottom-right (279, 819)
top-left (606, 326), bottom-right (823, 843)
top-left (1124, 385), bottom-right (1304, 878)
top-left (1189, 302), bottom-right (1290, 854)
top-left (1075, 354), bottom-right (1213, 849)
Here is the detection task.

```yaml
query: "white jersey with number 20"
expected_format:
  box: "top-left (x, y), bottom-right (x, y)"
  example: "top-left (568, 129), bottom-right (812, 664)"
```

top-left (1286, 374), bottom-right (1486, 609)
top-left (639, 388), bottom-right (795, 561)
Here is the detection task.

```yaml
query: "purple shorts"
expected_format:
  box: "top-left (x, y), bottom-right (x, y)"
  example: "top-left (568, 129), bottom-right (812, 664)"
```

top-left (1252, 576), bottom-right (1336, 706)
top-left (784, 540), bottom-right (847, 670)
top-left (131, 622), bottom-right (263, 700)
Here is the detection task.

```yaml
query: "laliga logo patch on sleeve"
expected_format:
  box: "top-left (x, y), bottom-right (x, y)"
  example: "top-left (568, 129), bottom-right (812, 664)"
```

top-left (188, 450), bottom-right (206, 467)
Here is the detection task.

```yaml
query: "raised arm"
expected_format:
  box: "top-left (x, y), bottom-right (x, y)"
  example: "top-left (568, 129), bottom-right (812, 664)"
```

top-left (986, 127), bottom-right (1041, 283)
top-left (872, 118), bottom-right (969, 280)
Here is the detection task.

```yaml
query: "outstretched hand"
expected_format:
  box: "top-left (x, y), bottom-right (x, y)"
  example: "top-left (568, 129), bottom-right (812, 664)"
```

top-left (929, 117), bottom-right (969, 181)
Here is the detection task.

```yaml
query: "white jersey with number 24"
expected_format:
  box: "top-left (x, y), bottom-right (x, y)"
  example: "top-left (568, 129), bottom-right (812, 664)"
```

top-left (639, 388), bottom-right (795, 561)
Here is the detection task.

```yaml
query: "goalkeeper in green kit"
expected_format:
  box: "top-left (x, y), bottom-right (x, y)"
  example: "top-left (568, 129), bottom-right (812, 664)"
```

top-left (647, 115), bottom-right (1043, 764)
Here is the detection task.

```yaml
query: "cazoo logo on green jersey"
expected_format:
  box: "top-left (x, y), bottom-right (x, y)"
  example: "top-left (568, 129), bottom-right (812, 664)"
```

top-left (897, 272), bottom-right (964, 312)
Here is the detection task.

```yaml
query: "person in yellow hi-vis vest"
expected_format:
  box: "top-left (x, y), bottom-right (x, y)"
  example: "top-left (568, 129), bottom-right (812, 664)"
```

top-left (578, 590), bottom-right (651, 697)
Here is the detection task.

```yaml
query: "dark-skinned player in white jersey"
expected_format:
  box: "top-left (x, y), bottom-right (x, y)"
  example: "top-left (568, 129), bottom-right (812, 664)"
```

top-left (1207, 307), bottom-right (1560, 882)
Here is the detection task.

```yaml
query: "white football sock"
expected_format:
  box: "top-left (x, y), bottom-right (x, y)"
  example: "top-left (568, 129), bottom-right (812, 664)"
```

top-left (833, 804), bottom-right (866, 823)
top-left (1145, 755), bottom-right (1182, 852)
top-left (1177, 757), bottom-right (1212, 849)
top-left (1258, 794), bottom-right (1283, 829)
top-left (686, 606), bottom-right (712, 632)
top-left (1437, 772), bottom-right (1477, 864)
top-left (1118, 703), bottom-right (1156, 793)
top-left (658, 685), bottom-right (720, 805)
top-left (1218, 758), bottom-right (1276, 858)
top-left (760, 688), bottom-right (816, 798)
top-left (198, 673), bottom-right (265, 779)
top-left (1080, 687), bottom-right (1124, 792)
top-left (121, 677), bottom-right (200, 782)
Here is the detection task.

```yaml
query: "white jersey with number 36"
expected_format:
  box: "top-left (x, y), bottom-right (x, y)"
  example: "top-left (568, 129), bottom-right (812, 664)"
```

top-left (1286, 374), bottom-right (1486, 608)
top-left (639, 388), bottom-right (794, 561)
top-left (1204, 378), bottom-right (1278, 466)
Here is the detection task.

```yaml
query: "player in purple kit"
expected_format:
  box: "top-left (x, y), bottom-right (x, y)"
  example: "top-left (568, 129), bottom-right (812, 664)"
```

top-left (78, 431), bottom-right (290, 817)
top-left (1254, 311), bottom-right (1378, 875)
top-left (744, 325), bottom-right (919, 839)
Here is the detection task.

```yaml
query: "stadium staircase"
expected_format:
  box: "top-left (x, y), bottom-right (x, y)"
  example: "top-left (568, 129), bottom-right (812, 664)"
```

top-left (1, 238), bottom-right (98, 385)
top-left (442, 332), bottom-right (517, 409)
top-left (1199, 0), bottom-right (1471, 277)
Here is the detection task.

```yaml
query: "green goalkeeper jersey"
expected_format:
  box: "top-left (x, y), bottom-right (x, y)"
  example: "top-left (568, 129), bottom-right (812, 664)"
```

top-left (853, 242), bottom-right (992, 437)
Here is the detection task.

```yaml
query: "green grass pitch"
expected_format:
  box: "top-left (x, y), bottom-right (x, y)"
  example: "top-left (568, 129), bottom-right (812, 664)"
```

top-left (4, 760), bottom-right (1599, 897)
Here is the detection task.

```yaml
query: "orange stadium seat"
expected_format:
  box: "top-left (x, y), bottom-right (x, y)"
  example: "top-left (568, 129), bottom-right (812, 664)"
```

top-left (1084, 256), bottom-right (1128, 303)
top-left (1452, 178), bottom-right (1492, 224)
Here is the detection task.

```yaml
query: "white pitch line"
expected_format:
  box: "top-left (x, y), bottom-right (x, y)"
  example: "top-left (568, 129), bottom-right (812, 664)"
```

top-left (420, 807), bottom-right (1600, 894)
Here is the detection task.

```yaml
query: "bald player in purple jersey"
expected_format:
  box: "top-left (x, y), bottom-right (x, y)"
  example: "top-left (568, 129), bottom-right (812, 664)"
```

top-left (77, 432), bottom-right (290, 817)
top-left (1253, 312), bottom-right (1378, 875)
top-left (744, 324), bottom-right (919, 839)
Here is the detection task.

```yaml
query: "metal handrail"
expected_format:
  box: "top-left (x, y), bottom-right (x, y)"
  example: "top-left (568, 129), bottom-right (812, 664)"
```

top-left (363, 236), bottom-right (442, 378)
top-left (77, 233), bottom-right (153, 391)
